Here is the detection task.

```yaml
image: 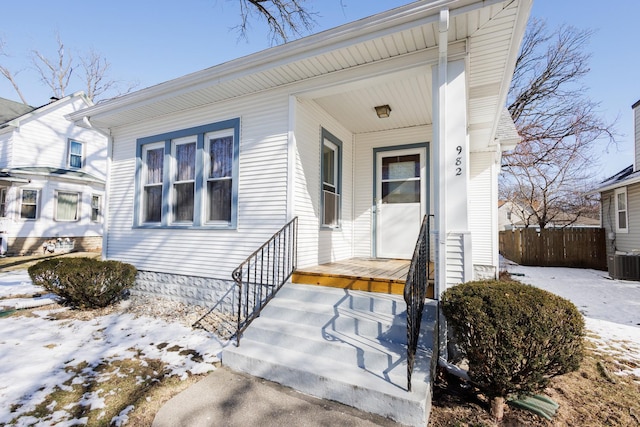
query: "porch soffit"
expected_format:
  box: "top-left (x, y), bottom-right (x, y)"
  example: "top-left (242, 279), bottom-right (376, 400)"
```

top-left (74, 0), bottom-right (527, 143)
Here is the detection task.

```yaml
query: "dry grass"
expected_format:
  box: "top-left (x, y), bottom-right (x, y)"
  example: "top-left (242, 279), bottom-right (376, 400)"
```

top-left (0, 251), bottom-right (100, 272)
top-left (429, 342), bottom-right (640, 426)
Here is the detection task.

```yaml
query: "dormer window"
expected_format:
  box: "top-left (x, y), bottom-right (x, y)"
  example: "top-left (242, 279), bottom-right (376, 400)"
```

top-left (68, 140), bottom-right (83, 169)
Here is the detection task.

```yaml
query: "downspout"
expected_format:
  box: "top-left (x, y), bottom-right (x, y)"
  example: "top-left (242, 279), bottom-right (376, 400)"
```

top-left (81, 117), bottom-right (112, 261)
top-left (435, 8), bottom-right (449, 361)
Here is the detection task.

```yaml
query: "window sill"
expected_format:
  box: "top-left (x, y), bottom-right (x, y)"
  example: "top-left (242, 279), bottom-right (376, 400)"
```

top-left (134, 224), bottom-right (236, 230)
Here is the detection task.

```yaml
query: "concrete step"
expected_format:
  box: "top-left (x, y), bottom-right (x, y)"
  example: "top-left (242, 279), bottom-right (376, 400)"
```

top-left (222, 283), bottom-right (435, 426)
top-left (241, 316), bottom-right (406, 373)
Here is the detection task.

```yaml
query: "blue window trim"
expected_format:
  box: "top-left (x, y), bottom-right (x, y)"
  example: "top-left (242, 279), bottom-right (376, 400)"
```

top-left (320, 127), bottom-right (342, 230)
top-left (134, 118), bottom-right (240, 229)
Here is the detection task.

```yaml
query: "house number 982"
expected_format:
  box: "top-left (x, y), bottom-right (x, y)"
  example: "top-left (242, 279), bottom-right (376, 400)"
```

top-left (455, 145), bottom-right (463, 176)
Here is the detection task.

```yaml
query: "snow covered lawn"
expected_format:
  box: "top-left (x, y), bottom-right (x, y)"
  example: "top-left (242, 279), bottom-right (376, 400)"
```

top-left (0, 270), bottom-right (224, 426)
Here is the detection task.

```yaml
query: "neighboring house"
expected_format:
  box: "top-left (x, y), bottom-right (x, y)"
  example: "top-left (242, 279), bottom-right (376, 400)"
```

top-left (0, 92), bottom-right (107, 256)
top-left (590, 99), bottom-right (640, 278)
top-left (498, 200), bottom-right (600, 230)
top-left (69, 0), bottom-right (531, 306)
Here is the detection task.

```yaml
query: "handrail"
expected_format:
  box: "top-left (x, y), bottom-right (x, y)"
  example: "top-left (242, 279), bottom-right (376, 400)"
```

top-left (403, 214), bottom-right (434, 391)
top-left (231, 217), bottom-right (298, 346)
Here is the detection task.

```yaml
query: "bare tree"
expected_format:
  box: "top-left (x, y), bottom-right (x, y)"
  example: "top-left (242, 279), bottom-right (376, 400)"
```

top-left (0, 40), bottom-right (29, 104)
top-left (237, 0), bottom-right (317, 43)
top-left (501, 19), bottom-right (616, 229)
top-left (31, 34), bottom-right (74, 99)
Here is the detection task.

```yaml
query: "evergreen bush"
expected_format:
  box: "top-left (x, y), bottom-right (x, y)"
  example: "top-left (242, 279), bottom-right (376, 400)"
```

top-left (441, 280), bottom-right (584, 417)
top-left (28, 257), bottom-right (137, 309)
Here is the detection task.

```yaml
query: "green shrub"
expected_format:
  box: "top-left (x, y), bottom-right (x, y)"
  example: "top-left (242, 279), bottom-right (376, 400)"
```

top-left (28, 257), bottom-right (137, 309)
top-left (441, 280), bottom-right (584, 401)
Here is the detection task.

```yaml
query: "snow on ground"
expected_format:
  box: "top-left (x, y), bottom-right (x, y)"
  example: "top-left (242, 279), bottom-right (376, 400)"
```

top-left (503, 260), bottom-right (640, 377)
top-left (505, 261), bottom-right (640, 327)
top-left (0, 270), bottom-right (224, 425)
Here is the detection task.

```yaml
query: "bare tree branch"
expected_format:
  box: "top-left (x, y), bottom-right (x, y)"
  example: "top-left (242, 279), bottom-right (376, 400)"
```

top-left (31, 33), bottom-right (74, 99)
top-left (501, 19), bottom-right (617, 230)
top-left (236, 0), bottom-right (317, 44)
top-left (0, 40), bottom-right (29, 105)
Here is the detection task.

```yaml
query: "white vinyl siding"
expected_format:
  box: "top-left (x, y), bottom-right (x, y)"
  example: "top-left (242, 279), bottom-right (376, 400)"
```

top-left (293, 98), bottom-right (353, 268)
top-left (105, 91), bottom-right (290, 280)
top-left (8, 97), bottom-right (106, 178)
top-left (602, 184), bottom-right (640, 256)
top-left (468, 151), bottom-right (497, 267)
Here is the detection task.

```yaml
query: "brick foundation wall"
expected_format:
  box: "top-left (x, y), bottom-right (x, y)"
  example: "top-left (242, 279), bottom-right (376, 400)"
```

top-left (7, 236), bottom-right (102, 256)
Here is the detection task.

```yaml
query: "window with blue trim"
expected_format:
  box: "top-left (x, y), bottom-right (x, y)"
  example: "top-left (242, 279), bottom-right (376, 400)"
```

top-left (136, 119), bottom-right (240, 228)
top-left (320, 128), bottom-right (342, 228)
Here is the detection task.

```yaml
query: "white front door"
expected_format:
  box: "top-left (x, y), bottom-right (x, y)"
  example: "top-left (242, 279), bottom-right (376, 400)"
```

top-left (375, 147), bottom-right (427, 259)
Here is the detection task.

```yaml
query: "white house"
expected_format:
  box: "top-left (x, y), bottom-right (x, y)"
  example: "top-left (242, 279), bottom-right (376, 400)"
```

top-left (0, 92), bottom-right (107, 256)
top-left (69, 1), bottom-right (531, 423)
top-left (590, 98), bottom-right (640, 279)
top-left (70, 0), bottom-right (530, 305)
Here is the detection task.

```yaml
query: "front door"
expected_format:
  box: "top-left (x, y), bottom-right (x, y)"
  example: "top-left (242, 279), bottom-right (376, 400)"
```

top-left (375, 147), bottom-right (427, 259)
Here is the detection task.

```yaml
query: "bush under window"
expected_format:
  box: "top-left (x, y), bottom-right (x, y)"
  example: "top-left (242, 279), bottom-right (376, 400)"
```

top-left (28, 257), bottom-right (137, 309)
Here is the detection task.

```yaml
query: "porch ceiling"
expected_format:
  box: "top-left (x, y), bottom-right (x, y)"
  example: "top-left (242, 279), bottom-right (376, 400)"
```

top-left (71, 0), bottom-right (530, 150)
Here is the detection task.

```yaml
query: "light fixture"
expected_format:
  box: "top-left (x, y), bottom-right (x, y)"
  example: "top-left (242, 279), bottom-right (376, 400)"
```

top-left (374, 104), bottom-right (392, 118)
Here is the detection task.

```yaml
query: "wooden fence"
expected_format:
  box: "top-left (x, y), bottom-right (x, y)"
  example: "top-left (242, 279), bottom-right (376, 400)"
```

top-left (499, 228), bottom-right (607, 270)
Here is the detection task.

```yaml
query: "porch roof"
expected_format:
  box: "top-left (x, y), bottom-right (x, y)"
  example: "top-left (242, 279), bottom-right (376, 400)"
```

top-left (70, 0), bottom-right (530, 151)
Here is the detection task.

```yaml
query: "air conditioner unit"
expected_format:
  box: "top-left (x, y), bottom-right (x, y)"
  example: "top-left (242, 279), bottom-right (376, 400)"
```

top-left (611, 254), bottom-right (640, 281)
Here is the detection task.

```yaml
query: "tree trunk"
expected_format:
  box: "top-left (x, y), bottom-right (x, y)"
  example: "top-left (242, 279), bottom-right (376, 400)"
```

top-left (491, 396), bottom-right (505, 421)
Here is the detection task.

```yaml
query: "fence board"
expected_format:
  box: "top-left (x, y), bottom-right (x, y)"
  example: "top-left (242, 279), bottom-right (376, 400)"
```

top-left (499, 228), bottom-right (607, 270)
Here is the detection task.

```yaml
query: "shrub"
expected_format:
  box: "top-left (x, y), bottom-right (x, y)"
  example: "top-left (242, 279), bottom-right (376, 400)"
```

top-left (28, 257), bottom-right (137, 309)
top-left (441, 280), bottom-right (584, 418)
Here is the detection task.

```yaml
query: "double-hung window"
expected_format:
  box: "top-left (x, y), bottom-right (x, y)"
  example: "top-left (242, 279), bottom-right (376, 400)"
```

top-left (615, 188), bottom-right (628, 233)
top-left (136, 118), bottom-right (239, 228)
top-left (172, 138), bottom-right (196, 223)
top-left (320, 128), bottom-right (342, 228)
top-left (68, 140), bottom-right (84, 169)
top-left (55, 191), bottom-right (79, 221)
top-left (91, 194), bottom-right (102, 222)
top-left (142, 143), bottom-right (164, 223)
top-left (206, 131), bottom-right (233, 223)
top-left (0, 188), bottom-right (7, 217)
top-left (20, 189), bottom-right (39, 220)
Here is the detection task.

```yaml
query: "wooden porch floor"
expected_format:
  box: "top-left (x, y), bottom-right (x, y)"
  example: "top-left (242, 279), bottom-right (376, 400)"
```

top-left (292, 257), bottom-right (434, 297)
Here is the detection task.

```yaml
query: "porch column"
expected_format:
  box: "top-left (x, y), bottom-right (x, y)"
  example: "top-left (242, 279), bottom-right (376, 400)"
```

top-left (433, 58), bottom-right (471, 294)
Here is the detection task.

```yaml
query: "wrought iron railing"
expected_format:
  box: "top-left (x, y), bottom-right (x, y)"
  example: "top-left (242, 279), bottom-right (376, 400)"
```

top-left (403, 214), bottom-right (434, 391)
top-left (231, 217), bottom-right (298, 346)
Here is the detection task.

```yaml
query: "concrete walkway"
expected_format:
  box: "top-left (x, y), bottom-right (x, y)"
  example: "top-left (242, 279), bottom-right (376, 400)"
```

top-left (152, 366), bottom-right (400, 427)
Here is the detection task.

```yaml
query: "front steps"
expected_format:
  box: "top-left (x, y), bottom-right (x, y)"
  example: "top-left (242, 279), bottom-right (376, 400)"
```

top-left (222, 283), bottom-right (436, 426)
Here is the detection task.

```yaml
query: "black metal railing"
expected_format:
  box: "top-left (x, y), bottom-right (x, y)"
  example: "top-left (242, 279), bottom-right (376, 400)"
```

top-left (403, 214), bottom-right (434, 391)
top-left (231, 217), bottom-right (298, 346)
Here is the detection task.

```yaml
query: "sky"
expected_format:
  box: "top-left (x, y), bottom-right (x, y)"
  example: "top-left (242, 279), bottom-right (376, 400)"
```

top-left (0, 0), bottom-right (638, 179)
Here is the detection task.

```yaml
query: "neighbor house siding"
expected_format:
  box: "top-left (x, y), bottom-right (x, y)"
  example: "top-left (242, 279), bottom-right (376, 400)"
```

top-left (352, 126), bottom-right (433, 258)
top-left (602, 183), bottom-right (640, 256)
top-left (468, 151), bottom-right (497, 268)
top-left (293, 98), bottom-right (353, 268)
top-left (635, 106), bottom-right (640, 171)
top-left (106, 90), bottom-right (291, 280)
top-left (0, 133), bottom-right (13, 169)
top-left (9, 97), bottom-right (107, 177)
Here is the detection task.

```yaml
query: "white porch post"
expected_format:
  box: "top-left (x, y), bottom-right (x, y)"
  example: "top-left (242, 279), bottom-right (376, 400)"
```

top-left (433, 8), bottom-right (471, 362)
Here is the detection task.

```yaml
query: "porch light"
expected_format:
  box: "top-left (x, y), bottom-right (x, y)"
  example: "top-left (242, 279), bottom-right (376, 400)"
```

top-left (374, 104), bottom-right (392, 118)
